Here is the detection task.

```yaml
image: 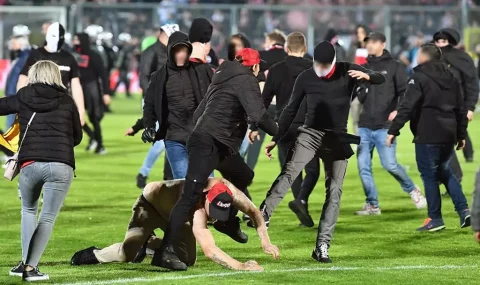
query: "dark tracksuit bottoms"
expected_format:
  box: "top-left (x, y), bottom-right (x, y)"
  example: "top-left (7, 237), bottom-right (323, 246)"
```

top-left (82, 81), bottom-right (104, 148)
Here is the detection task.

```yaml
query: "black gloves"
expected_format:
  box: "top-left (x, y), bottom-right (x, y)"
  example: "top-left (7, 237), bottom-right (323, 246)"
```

top-left (141, 127), bottom-right (156, 143)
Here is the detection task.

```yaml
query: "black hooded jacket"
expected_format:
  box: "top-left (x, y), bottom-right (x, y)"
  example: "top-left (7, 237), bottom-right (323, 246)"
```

top-left (73, 33), bottom-right (110, 95)
top-left (193, 60), bottom-right (278, 155)
top-left (389, 61), bottom-right (468, 144)
top-left (139, 40), bottom-right (168, 91)
top-left (440, 44), bottom-right (479, 112)
top-left (0, 84), bottom-right (82, 169)
top-left (260, 56), bottom-right (311, 141)
top-left (143, 31), bottom-right (213, 144)
top-left (358, 50), bottom-right (408, 130)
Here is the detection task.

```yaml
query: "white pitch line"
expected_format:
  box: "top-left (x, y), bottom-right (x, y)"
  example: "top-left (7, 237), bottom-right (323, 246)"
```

top-left (56, 264), bottom-right (478, 285)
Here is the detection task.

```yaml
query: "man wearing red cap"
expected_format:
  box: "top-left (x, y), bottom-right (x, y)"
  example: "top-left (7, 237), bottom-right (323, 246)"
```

top-left (71, 178), bottom-right (279, 271)
top-left (154, 47), bottom-right (278, 271)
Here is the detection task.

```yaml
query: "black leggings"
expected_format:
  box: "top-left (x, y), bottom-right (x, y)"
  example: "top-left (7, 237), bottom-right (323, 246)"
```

top-left (163, 132), bottom-right (253, 244)
top-left (82, 81), bottom-right (104, 148)
top-left (113, 71), bottom-right (131, 97)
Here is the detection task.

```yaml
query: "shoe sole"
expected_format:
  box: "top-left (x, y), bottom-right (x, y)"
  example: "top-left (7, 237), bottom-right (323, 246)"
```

top-left (311, 251), bottom-right (332, 263)
top-left (9, 272), bottom-right (22, 277)
top-left (23, 276), bottom-right (50, 282)
top-left (288, 201), bottom-right (314, 227)
top-left (461, 215), bottom-right (471, 228)
top-left (355, 211), bottom-right (381, 216)
top-left (418, 225), bottom-right (446, 232)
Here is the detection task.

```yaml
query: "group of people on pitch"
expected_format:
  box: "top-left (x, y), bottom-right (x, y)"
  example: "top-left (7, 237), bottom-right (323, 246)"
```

top-left (2, 17), bottom-right (480, 282)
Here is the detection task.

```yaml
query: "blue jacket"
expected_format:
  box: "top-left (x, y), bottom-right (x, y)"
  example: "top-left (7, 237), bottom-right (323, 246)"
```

top-left (6, 49), bottom-right (31, 96)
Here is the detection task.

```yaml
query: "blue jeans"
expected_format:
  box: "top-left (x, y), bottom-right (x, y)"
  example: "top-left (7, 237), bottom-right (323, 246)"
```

top-left (239, 132), bottom-right (250, 158)
top-left (165, 140), bottom-right (189, 179)
top-left (19, 162), bottom-right (73, 266)
top-left (415, 144), bottom-right (468, 220)
top-left (139, 140), bottom-right (165, 177)
top-left (357, 128), bottom-right (415, 207)
top-left (6, 113), bottom-right (15, 130)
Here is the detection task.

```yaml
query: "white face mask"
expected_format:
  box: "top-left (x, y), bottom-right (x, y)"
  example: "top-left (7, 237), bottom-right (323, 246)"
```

top-left (313, 55), bottom-right (336, 77)
top-left (45, 22), bottom-right (65, 53)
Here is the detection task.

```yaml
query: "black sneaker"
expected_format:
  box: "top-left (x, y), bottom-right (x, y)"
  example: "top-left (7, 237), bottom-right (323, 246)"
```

top-left (151, 245), bottom-right (187, 271)
top-left (9, 261), bottom-right (24, 277)
top-left (71, 246), bottom-right (100, 266)
top-left (136, 174), bottom-right (147, 189)
top-left (214, 217), bottom-right (248, 244)
top-left (288, 200), bottom-right (314, 227)
top-left (23, 267), bottom-right (49, 282)
top-left (312, 242), bottom-right (332, 263)
top-left (247, 209), bottom-right (270, 229)
top-left (460, 209), bottom-right (471, 228)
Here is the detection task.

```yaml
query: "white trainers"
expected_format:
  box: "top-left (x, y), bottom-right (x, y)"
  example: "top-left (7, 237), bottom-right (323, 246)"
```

top-left (355, 203), bottom-right (381, 215)
top-left (410, 188), bottom-right (427, 209)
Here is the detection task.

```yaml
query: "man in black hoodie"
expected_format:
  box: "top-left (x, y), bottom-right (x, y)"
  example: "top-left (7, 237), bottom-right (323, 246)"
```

top-left (142, 31), bottom-right (213, 180)
top-left (355, 32), bottom-right (426, 215)
top-left (434, 28), bottom-right (479, 163)
top-left (152, 48), bottom-right (278, 271)
top-left (387, 44), bottom-right (471, 232)
top-left (139, 24), bottom-right (179, 94)
top-left (72, 33), bottom-right (110, 155)
top-left (259, 41), bottom-right (385, 263)
top-left (251, 32), bottom-right (320, 227)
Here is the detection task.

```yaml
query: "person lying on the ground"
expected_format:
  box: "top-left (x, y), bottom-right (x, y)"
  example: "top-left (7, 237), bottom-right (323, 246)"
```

top-left (71, 178), bottom-right (279, 271)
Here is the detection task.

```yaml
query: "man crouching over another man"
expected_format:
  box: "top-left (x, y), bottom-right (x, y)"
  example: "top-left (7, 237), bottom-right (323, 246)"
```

top-left (71, 178), bottom-right (279, 271)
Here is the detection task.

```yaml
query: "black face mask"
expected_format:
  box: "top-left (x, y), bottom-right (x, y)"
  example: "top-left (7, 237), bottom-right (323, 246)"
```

top-left (227, 43), bottom-right (237, 61)
top-left (10, 50), bottom-right (20, 61)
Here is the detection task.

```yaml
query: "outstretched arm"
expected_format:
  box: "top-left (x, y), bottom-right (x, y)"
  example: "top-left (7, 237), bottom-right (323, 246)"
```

top-left (224, 180), bottom-right (279, 259)
top-left (192, 208), bottom-right (263, 271)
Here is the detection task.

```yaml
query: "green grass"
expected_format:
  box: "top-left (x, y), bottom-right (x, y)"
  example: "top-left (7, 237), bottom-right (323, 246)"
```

top-left (0, 96), bottom-right (479, 285)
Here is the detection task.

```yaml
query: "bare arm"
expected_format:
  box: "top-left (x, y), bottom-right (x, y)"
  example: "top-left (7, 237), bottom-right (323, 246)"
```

top-left (16, 75), bottom-right (28, 92)
top-left (71, 78), bottom-right (86, 126)
top-left (224, 180), bottom-right (279, 259)
top-left (192, 208), bottom-right (262, 271)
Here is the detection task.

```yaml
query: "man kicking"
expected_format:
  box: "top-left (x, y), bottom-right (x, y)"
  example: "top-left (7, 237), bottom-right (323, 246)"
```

top-left (71, 178), bottom-right (279, 271)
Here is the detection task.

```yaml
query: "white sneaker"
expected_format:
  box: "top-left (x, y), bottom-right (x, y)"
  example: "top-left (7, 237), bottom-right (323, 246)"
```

top-left (410, 188), bottom-right (427, 209)
top-left (355, 203), bottom-right (381, 215)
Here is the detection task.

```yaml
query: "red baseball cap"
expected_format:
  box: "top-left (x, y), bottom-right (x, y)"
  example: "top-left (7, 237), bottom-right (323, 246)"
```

top-left (235, 48), bottom-right (264, 67)
top-left (207, 183), bottom-right (233, 221)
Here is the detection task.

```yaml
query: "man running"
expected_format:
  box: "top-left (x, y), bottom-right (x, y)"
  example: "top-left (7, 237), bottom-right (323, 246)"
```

top-left (71, 178), bottom-right (279, 271)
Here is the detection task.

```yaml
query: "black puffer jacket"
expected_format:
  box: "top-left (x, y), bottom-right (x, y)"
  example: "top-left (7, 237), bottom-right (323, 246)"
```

top-left (0, 84), bottom-right (83, 169)
top-left (139, 40), bottom-right (168, 91)
top-left (358, 50), bottom-right (408, 130)
top-left (193, 60), bottom-right (278, 154)
top-left (143, 31), bottom-right (213, 143)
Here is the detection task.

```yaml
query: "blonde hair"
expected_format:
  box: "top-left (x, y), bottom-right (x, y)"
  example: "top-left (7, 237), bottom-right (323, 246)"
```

top-left (28, 60), bottom-right (65, 88)
top-left (287, 32), bottom-right (307, 53)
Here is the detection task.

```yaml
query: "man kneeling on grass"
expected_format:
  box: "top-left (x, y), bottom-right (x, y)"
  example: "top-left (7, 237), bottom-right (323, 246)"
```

top-left (71, 178), bottom-right (279, 271)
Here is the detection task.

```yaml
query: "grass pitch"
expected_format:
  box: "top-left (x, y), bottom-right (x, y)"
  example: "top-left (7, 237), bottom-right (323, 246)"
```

top-left (0, 95), bottom-right (479, 285)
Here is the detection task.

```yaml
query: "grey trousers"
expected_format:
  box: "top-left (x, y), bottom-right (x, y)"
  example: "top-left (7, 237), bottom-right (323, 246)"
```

top-left (19, 162), bottom-right (73, 267)
top-left (261, 127), bottom-right (348, 244)
top-left (472, 168), bottom-right (480, 232)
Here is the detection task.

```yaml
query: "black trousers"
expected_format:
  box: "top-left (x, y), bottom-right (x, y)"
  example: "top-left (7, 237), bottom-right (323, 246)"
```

top-left (463, 132), bottom-right (474, 160)
top-left (163, 159), bottom-right (174, 180)
top-left (163, 132), bottom-right (253, 244)
top-left (113, 70), bottom-right (131, 97)
top-left (82, 81), bottom-right (104, 148)
top-left (277, 139), bottom-right (320, 202)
